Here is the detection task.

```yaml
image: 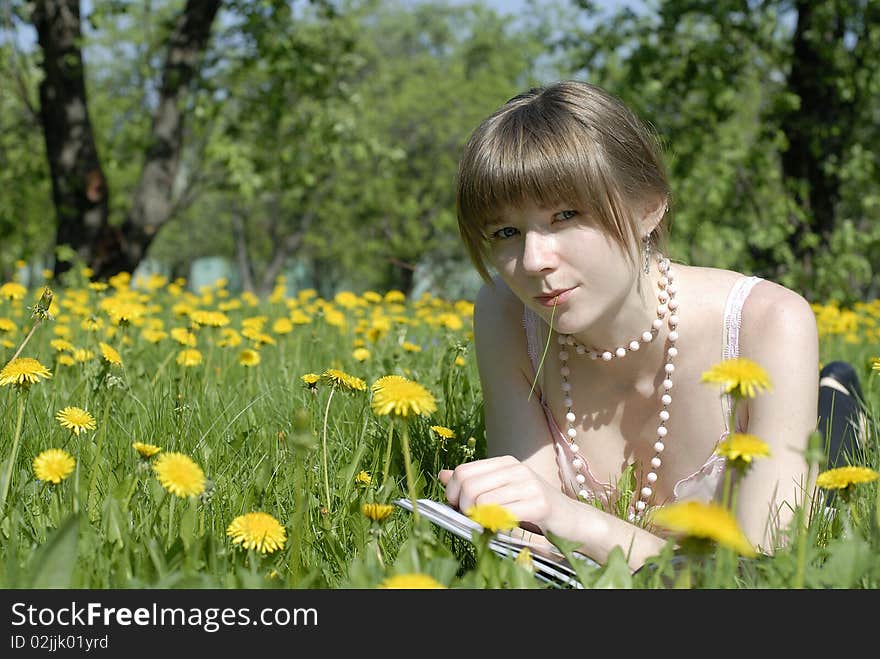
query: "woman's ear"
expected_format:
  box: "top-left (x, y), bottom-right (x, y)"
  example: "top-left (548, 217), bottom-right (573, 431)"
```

top-left (640, 196), bottom-right (668, 236)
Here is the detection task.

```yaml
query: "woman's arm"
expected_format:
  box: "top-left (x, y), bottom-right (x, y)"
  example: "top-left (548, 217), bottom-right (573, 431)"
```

top-left (736, 282), bottom-right (820, 551)
top-left (439, 456), bottom-right (668, 569)
top-left (439, 278), bottom-right (669, 571)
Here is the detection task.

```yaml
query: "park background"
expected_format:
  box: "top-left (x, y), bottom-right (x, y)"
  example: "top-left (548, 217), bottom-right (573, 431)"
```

top-left (1, 0), bottom-right (879, 590)
top-left (3, 0), bottom-right (879, 303)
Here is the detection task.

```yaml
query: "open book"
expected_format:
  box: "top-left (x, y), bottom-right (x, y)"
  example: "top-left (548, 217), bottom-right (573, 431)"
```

top-left (393, 498), bottom-right (599, 588)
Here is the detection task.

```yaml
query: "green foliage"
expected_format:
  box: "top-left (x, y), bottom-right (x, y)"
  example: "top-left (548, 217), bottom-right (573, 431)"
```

top-left (0, 43), bottom-right (54, 278)
top-left (561, 0), bottom-right (880, 303)
top-left (1, 277), bottom-right (878, 589)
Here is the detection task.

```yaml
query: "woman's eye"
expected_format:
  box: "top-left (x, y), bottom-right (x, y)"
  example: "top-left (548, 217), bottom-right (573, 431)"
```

top-left (490, 227), bottom-right (519, 240)
top-left (554, 210), bottom-right (578, 222)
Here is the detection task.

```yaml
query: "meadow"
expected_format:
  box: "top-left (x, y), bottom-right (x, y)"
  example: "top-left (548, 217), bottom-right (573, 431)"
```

top-left (1, 268), bottom-right (878, 589)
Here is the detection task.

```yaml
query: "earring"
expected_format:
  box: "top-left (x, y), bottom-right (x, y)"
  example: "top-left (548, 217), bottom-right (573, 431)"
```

top-left (643, 234), bottom-right (652, 275)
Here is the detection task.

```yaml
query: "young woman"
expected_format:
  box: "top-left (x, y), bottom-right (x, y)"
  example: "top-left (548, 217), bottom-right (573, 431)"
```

top-left (439, 80), bottom-right (824, 571)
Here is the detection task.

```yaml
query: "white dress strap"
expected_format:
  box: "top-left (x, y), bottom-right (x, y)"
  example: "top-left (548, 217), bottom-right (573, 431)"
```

top-left (721, 275), bottom-right (764, 431)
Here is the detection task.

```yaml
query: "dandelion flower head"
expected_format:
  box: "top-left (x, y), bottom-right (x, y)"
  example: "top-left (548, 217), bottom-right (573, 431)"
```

top-left (651, 501), bottom-right (756, 557)
top-left (153, 452), bottom-right (206, 497)
top-left (370, 375), bottom-right (437, 418)
top-left (361, 503), bottom-right (394, 522)
top-left (99, 342), bottom-right (123, 366)
top-left (0, 357), bottom-right (52, 388)
top-left (132, 442), bottom-right (162, 458)
top-left (321, 368), bottom-right (367, 392)
top-left (226, 512), bottom-right (287, 554)
top-left (816, 466), bottom-right (880, 490)
top-left (715, 433), bottom-right (771, 464)
top-left (701, 357), bottom-right (772, 399)
top-left (430, 425), bottom-right (456, 440)
top-left (33, 449), bottom-right (75, 484)
top-left (379, 573), bottom-right (445, 589)
top-left (55, 406), bottom-right (96, 435)
top-left (465, 503), bottom-right (519, 533)
top-left (238, 348), bottom-right (261, 367)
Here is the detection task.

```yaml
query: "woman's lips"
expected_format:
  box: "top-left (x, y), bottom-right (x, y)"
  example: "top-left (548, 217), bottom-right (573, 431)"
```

top-left (535, 287), bottom-right (575, 307)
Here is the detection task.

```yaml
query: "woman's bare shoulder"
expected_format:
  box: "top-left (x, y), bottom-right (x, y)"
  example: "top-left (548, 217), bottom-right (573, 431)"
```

top-left (473, 276), bottom-right (534, 379)
top-left (474, 276), bottom-right (525, 336)
top-left (744, 278), bottom-right (817, 340)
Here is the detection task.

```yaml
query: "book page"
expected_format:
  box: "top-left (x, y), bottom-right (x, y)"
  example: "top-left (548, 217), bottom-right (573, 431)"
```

top-left (393, 498), bottom-right (598, 587)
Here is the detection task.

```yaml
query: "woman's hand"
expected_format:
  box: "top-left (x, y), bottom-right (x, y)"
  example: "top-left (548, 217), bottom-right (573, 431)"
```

top-left (438, 455), bottom-right (575, 538)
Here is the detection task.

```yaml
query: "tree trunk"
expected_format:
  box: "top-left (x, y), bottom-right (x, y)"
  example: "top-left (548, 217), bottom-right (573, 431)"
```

top-left (33, 0), bottom-right (221, 279)
top-left (31, 0), bottom-right (109, 278)
top-left (258, 211), bottom-right (315, 297)
top-left (779, 0), bottom-right (852, 267)
top-left (92, 0), bottom-right (222, 278)
top-left (231, 210), bottom-right (255, 294)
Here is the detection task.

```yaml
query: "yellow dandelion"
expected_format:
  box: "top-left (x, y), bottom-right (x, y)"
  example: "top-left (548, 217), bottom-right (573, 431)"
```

top-left (189, 310), bottom-right (230, 328)
top-left (98, 342), bottom-right (123, 366)
top-left (872, 358), bottom-right (880, 372)
top-left (153, 452), bottom-right (206, 497)
top-left (402, 341), bottom-right (422, 353)
top-left (454, 355), bottom-right (467, 367)
top-left (73, 348), bottom-right (95, 363)
top-left (379, 573), bottom-right (446, 589)
top-left (57, 355), bottom-right (75, 367)
top-left (55, 406), bottom-right (96, 436)
top-left (370, 375), bottom-right (437, 418)
top-left (176, 348), bottom-right (203, 367)
top-left (362, 502), bottom-right (394, 522)
top-left (701, 357), bottom-right (772, 399)
top-left (238, 348), bottom-right (261, 367)
top-left (321, 368), bottom-right (367, 392)
top-left (465, 503), bottom-right (519, 533)
top-left (217, 328), bottom-right (242, 347)
top-left (815, 466), bottom-right (880, 490)
top-left (515, 547), bottom-right (535, 573)
top-left (132, 442), bottom-right (162, 458)
top-left (0, 357), bottom-right (52, 388)
top-left (430, 425), bottom-right (456, 440)
top-left (32, 449), bottom-right (75, 484)
top-left (80, 317), bottom-right (103, 332)
top-left (301, 372), bottom-right (320, 388)
top-left (355, 470), bottom-right (372, 486)
top-left (715, 433), bottom-right (771, 465)
top-left (383, 290), bottom-right (406, 304)
top-left (352, 347), bottom-right (371, 362)
top-left (651, 501), bottom-right (756, 557)
top-left (226, 512), bottom-right (287, 554)
top-left (50, 338), bottom-right (74, 352)
top-left (141, 328), bottom-right (168, 344)
top-left (0, 282), bottom-right (26, 301)
top-left (170, 327), bottom-right (197, 347)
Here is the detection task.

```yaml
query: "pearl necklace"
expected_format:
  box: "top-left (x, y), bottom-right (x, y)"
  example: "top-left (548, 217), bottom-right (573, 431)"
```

top-left (557, 253), bottom-right (679, 518)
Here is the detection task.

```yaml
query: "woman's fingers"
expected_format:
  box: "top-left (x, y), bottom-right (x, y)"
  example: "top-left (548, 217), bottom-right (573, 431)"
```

top-left (441, 456), bottom-right (518, 507)
top-left (463, 483), bottom-right (549, 524)
top-left (442, 457), bottom-right (544, 514)
top-left (452, 467), bottom-right (520, 511)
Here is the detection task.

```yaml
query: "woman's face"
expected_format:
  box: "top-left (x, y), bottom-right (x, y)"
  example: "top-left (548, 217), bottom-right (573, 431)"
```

top-left (485, 200), bottom-right (642, 336)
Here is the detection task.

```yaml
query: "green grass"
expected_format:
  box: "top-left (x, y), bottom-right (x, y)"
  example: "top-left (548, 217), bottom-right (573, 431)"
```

top-left (0, 281), bottom-right (878, 589)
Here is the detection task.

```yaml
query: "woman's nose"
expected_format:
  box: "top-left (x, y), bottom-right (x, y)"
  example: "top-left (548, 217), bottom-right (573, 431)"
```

top-left (521, 231), bottom-right (557, 274)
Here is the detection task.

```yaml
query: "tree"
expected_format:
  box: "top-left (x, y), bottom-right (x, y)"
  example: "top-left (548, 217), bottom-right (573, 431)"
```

top-left (562, 0), bottom-right (880, 302)
top-left (29, 0), bottom-right (221, 280)
top-left (0, 6), bottom-right (54, 280)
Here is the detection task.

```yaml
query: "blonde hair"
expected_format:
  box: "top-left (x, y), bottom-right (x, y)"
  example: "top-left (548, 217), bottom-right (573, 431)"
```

top-left (456, 80), bottom-right (671, 282)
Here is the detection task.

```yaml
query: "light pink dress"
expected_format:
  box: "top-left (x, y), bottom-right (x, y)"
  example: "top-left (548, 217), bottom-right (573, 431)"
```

top-left (523, 275), bottom-right (764, 509)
